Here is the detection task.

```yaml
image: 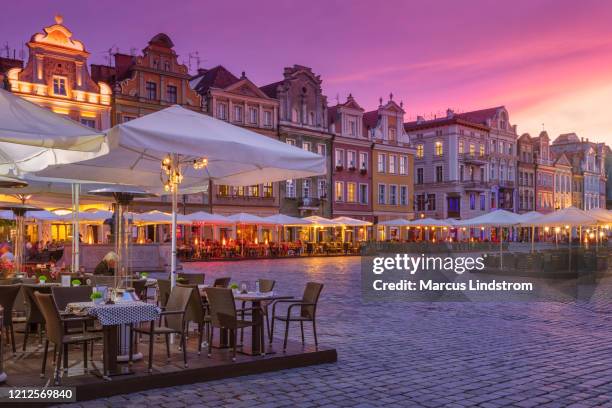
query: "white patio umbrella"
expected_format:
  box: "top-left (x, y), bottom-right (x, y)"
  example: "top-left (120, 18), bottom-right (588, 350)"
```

top-left (377, 218), bottom-right (412, 226)
top-left (183, 211), bottom-right (233, 225)
top-left (410, 218), bottom-right (452, 227)
top-left (456, 210), bottom-right (523, 269)
top-left (33, 105), bottom-right (326, 287)
top-left (227, 212), bottom-right (275, 225)
top-left (332, 216), bottom-right (373, 227)
top-left (303, 216), bottom-right (339, 243)
top-left (0, 87), bottom-right (106, 175)
top-left (131, 210), bottom-right (191, 225)
top-left (264, 214), bottom-right (312, 242)
top-left (516, 211), bottom-right (543, 252)
top-left (587, 208), bottom-right (612, 224)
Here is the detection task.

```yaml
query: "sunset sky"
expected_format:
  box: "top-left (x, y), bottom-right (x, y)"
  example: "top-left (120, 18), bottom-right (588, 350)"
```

top-left (2, 0), bottom-right (611, 143)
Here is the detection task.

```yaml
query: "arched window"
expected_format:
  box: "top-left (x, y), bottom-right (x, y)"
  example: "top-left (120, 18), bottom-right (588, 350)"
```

top-left (309, 112), bottom-right (315, 126)
top-left (292, 108), bottom-right (299, 123)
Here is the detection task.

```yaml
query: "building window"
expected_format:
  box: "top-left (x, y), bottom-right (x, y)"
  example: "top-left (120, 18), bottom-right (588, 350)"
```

top-left (480, 144), bottom-right (485, 157)
top-left (217, 103), bottom-right (227, 120)
top-left (359, 184), bottom-right (368, 204)
top-left (247, 185), bottom-right (259, 197)
top-left (166, 85), bottom-right (177, 104)
top-left (416, 194), bottom-right (425, 211)
top-left (318, 179), bottom-right (327, 198)
top-left (460, 165), bottom-right (464, 181)
top-left (480, 194), bottom-right (486, 210)
top-left (309, 112), bottom-right (315, 126)
top-left (416, 144), bottom-right (424, 158)
top-left (469, 144), bottom-right (475, 156)
top-left (389, 185), bottom-right (398, 205)
top-left (317, 144), bottom-right (326, 156)
top-left (53, 76), bottom-right (67, 96)
top-left (286, 138), bottom-right (296, 146)
top-left (80, 118), bottom-right (96, 128)
top-left (335, 181), bottom-right (344, 202)
top-left (249, 107), bottom-right (258, 124)
top-left (388, 127), bottom-right (396, 141)
top-left (347, 182), bottom-right (357, 202)
top-left (458, 140), bottom-right (464, 154)
top-left (427, 194), bottom-right (436, 211)
top-left (145, 81), bottom-right (157, 100)
top-left (303, 142), bottom-right (312, 152)
top-left (218, 185), bottom-right (230, 196)
top-left (335, 149), bottom-right (344, 168)
top-left (416, 168), bottom-right (424, 185)
top-left (349, 119), bottom-right (357, 136)
top-left (347, 151), bottom-right (357, 169)
top-left (234, 105), bottom-right (243, 122)
top-left (264, 111), bottom-right (272, 127)
top-left (122, 115), bottom-right (136, 123)
top-left (303, 179), bottom-right (311, 198)
top-left (292, 108), bottom-right (299, 123)
top-left (490, 162), bottom-right (496, 179)
top-left (389, 155), bottom-right (397, 174)
top-left (359, 152), bottom-right (368, 171)
top-left (436, 166), bottom-right (443, 183)
top-left (286, 180), bottom-right (296, 198)
top-left (400, 186), bottom-right (408, 206)
top-left (377, 153), bottom-right (387, 173)
top-left (399, 156), bottom-right (408, 175)
top-left (263, 182), bottom-right (273, 198)
top-left (378, 184), bottom-right (386, 205)
top-left (470, 193), bottom-right (476, 210)
top-left (435, 141), bottom-right (443, 156)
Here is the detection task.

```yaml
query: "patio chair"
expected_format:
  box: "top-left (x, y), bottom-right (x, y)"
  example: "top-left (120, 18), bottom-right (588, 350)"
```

top-left (240, 279), bottom-right (275, 344)
top-left (177, 283), bottom-right (208, 355)
top-left (130, 285), bottom-right (193, 372)
top-left (0, 284), bottom-right (22, 354)
top-left (156, 279), bottom-right (171, 308)
top-left (205, 287), bottom-right (265, 361)
top-left (213, 277), bottom-right (231, 288)
top-left (22, 285), bottom-right (52, 351)
top-left (34, 292), bottom-right (102, 385)
top-left (178, 273), bottom-right (205, 285)
top-left (131, 279), bottom-right (148, 301)
top-left (271, 282), bottom-right (324, 351)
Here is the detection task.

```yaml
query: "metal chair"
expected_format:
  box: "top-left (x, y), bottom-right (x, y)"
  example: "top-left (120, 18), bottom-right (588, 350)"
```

top-left (205, 287), bottom-right (265, 361)
top-left (271, 282), bottom-right (324, 351)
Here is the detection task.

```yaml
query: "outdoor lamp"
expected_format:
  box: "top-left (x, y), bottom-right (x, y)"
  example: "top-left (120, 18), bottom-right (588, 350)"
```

top-left (544, 227), bottom-right (550, 232)
top-left (555, 227), bottom-right (561, 233)
top-left (589, 232), bottom-right (595, 239)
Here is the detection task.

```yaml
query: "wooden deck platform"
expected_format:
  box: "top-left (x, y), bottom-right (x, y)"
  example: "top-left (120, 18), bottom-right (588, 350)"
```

top-left (0, 333), bottom-right (337, 403)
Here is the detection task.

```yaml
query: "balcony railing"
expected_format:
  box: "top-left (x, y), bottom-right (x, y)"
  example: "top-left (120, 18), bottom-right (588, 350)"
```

top-left (460, 153), bottom-right (488, 164)
top-left (299, 197), bottom-right (321, 208)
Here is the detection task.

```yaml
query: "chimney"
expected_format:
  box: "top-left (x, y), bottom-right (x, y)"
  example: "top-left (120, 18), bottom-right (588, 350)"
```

top-left (416, 115), bottom-right (425, 124)
top-left (446, 108), bottom-right (454, 118)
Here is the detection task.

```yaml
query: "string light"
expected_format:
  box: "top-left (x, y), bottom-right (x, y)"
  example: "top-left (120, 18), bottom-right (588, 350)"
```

top-left (161, 154), bottom-right (207, 192)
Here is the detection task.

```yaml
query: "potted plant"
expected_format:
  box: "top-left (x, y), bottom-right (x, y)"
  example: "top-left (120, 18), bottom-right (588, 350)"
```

top-left (71, 279), bottom-right (81, 287)
top-left (177, 277), bottom-right (188, 284)
top-left (90, 291), bottom-right (103, 305)
top-left (140, 272), bottom-right (149, 279)
top-left (229, 283), bottom-right (239, 294)
top-left (38, 275), bottom-right (47, 284)
top-left (335, 164), bottom-right (343, 171)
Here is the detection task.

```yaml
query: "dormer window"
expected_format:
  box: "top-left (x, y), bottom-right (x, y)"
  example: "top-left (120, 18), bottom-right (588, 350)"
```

top-left (388, 127), bottom-right (396, 141)
top-left (53, 76), bottom-right (67, 96)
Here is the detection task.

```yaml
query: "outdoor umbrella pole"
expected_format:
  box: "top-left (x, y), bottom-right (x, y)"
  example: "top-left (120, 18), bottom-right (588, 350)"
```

top-left (531, 225), bottom-right (535, 253)
top-left (170, 182), bottom-right (178, 288)
top-left (71, 183), bottom-right (80, 273)
top-left (499, 226), bottom-right (503, 270)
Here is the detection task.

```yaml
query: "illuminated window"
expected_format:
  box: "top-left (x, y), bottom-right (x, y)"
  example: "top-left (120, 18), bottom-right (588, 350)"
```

top-left (416, 144), bottom-right (424, 158)
top-left (335, 181), bottom-right (344, 202)
top-left (347, 182), bottom-right (357, 202)
top-left (435, 141), bottom-right (443, 156)
top-left (51, 224), bottom-right (72, 241)
top-left (263, 182), bottom-right (273, 198)
top-left (218, 185), bottom-right (230, 196)
top-left (458, 140), bottom-right (464, 154)
top-left (303, 142), bottom-right (312, 152)
top-left (469, 144), bottom-right (475, 156)
top-left (53, 76), bottom-right (67, 96)
top-left (247, 185), bottom-right (259, 197)
top-left (480, 144), bottom-right (485, 156)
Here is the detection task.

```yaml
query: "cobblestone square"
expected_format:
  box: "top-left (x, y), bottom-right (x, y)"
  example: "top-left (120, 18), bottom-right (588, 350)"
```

top-left (67, 257), bottom-right (612, 407)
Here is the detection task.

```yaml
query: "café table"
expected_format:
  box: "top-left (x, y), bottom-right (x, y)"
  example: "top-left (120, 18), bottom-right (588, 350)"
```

top-left (198, 288), bottom-right (292, 355)
top-left (65, 300), bottom-right (160, 379)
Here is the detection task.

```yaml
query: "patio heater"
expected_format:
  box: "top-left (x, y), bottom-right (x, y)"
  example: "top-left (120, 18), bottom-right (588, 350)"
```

top-left (0, 202), bottom-right (42, 276)
top-left (89, 187), bottom-right (157, 289)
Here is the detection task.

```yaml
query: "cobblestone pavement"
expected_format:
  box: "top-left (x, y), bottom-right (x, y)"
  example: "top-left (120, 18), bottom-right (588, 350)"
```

top-left (66, 257), bottom-right (612, 407)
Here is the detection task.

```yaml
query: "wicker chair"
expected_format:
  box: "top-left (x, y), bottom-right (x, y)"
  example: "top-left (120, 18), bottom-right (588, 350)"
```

top-left (205, 287), bottom-right (265, 361)
top-left (22, 285), bottom-right (52, 351)
top-left (178, 273), bottom-right (205, 285)
top-left (130, 285), bottom-right (193, 372)
top-left (178, 283), bottom-right (208, 355)
top-left (0, 284), bottom-right (22, 354)
top-left (213, 277), bottom-right (231, 288)
top-left (34, 292), bottom-right (102, 385)
top-left (271, 282), bottom-right (323, 351)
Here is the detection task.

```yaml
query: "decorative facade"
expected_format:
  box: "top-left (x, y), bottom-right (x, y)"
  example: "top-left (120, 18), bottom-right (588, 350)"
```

top-left (367, 96), bottom-right (414, 239)
top-left (517, 133), bottom-right (536, 212)
top-left (532, 131), bottom-right (555, 213)
top-left (328, 94), bottom-right (372, 227)
top-left (4, 15), bottom-right (111, 130)
top-left (260, 65), bottom-right (332, 217)
top-left (190, 65), bottom-right (280, 216)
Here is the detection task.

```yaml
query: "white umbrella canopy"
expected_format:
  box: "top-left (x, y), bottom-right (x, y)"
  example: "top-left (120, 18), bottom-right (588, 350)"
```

top-left (33, 105), bottom-right (326, 190)
top-left (0, 88), bottom-right (107, 174)
top-left (303, 216), bottom-right (339, 227)
top-left (524, 206), bottom-right (599, 227)
top-left (183, 211), bottom-right (233, 225)
top-left (331, 216), bottom-right (373, 227)
top-left (64, 210), bottom-right (113, 223)
top-left (377, 218), bottom-right (412, 226)
top-left (410, 217), bottom-right (453, 228)
top-left (263, 213), bottom-right (312, 226)
top-left (455, 209), bottom-right (522, 227)
top-left (227, 212), bottom-right (275, 225)
top-left (131, 210), bottom-right (191, 225)
top-left (587, 208), bottom-right (612, 224)
top-left (516, 211), bottom-right (543, 224)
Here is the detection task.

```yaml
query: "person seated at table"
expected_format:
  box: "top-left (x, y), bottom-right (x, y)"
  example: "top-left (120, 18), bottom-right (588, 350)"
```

top-left (94, 251), bottom-right (118, 276)
top-left (0, 243), bottom-right (14, 262)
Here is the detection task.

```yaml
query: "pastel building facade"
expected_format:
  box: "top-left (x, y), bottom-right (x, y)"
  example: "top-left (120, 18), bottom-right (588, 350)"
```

top-left (516, 133), bottom-right (536, 212)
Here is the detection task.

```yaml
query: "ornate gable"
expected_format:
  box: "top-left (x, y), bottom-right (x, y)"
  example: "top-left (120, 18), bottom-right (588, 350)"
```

top-left (30, 15), bottom-right (86, 53)
top-left (226, 79), bottom-right (271, 99)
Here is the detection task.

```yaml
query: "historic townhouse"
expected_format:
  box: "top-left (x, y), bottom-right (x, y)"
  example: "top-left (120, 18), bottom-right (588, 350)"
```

top-left (3, 15), bottom-right (111, 130)
top-left (532, 131), bottom-right (555, 213)
top-left (550, 133), bottom-right (607, 209)
top-left (367, 96), bottom-right (414, 240)
top-left (260, 65), bottom-right (332, 217)
top-left (553, 153), bottom-right (573, 209)
top-left (404, 109), bottom-right (491, 220)
top-left (517, 133), bottom-right (536, 212)
top-left (90, 33), bottom-right (204, 212)
top-left (190, 65), bottom-right (280, 216)
top-left (328, 95), bottom-right (373, 231)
